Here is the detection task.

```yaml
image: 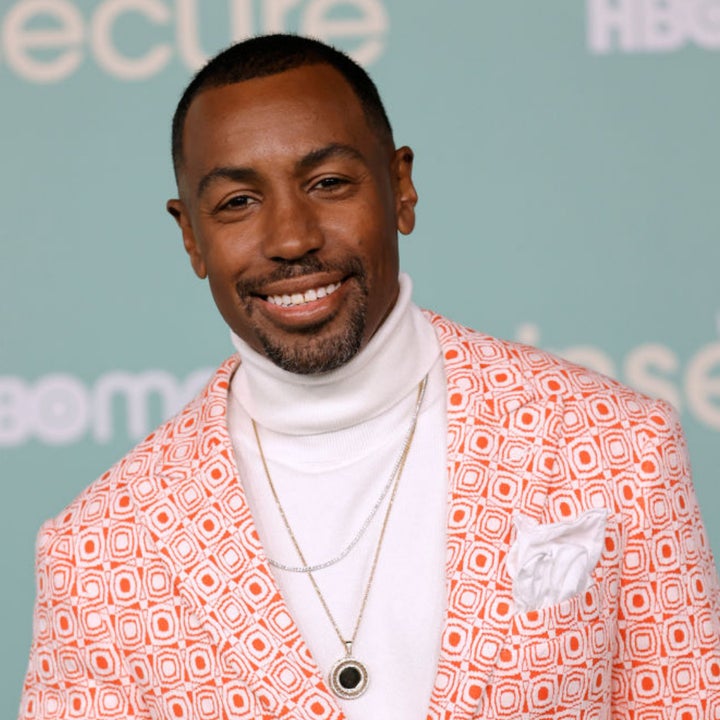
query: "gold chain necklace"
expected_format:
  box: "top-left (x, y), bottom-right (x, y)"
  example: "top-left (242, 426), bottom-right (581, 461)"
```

top-left (251, 374), bottom-right (428, 700)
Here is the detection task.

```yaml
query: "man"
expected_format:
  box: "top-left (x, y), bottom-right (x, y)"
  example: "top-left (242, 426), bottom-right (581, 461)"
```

top-left (19, 34), bottom-right (720, 720)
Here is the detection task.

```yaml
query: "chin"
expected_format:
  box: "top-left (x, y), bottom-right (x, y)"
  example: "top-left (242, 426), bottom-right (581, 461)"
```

top-left (257, 306), bottom-right (367, 375)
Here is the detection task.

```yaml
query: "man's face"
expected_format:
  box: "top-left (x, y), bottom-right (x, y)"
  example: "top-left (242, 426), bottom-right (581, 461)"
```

top-left (168, 64), bottom-right (417, 374)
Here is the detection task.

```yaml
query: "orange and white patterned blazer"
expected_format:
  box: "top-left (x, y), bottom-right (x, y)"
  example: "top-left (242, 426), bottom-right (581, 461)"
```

top-left (19, 314), bottom-right (720, 719)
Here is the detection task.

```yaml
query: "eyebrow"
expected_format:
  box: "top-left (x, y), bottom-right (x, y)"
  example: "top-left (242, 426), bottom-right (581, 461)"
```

top-left (197, 166), bottom-right (260, 198)
top-left (296, 143), bottom-right (366, 171)
top-left (196, 143), bottom-right (367, 198)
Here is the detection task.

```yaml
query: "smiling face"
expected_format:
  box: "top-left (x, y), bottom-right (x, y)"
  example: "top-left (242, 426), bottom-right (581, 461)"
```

top-left (167, 63), bottom-right (417, 374)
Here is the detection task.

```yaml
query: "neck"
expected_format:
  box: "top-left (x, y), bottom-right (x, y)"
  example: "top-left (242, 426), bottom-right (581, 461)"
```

top-left (229, 274), bottom-right (440, 435)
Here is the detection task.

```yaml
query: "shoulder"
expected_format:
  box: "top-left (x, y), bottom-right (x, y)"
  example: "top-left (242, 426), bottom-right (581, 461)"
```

top-left (424, 310), bottom-right (680, 438)
top-left (39, 356), bottom-right (239, 547)
top-left (425, 313), bottom-right (690, 534)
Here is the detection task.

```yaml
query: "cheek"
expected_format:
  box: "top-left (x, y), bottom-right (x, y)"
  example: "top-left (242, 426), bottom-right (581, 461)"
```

top-left (202, 250), bottom-right (247, 305)
top-left (364, 241), bottom-right (399, 305)
top-left (342, 218), bottom-right (397, 265)
top-left (207, 277), bottom-right (239, 316)
top-left (366, 228), bottom-right (400, 271)
top-left (202, 237), bottom-right (253, 279)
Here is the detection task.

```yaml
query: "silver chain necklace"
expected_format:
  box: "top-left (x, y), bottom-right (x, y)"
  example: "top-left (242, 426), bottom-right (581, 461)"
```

top-left (251, 374), bottom-right (427, 700)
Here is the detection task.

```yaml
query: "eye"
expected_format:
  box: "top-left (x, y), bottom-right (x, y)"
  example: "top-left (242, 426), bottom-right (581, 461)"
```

top-left (219, 194), bottom-right (255, 211)
top-left (210, 192), bottom-right (260, 222)
top-left (312, 176), bottom-right (350, 191)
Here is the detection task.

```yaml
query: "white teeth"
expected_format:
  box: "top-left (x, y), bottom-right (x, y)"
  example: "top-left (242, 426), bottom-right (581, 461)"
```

top-left (267, 282), bottom-right (341, 307)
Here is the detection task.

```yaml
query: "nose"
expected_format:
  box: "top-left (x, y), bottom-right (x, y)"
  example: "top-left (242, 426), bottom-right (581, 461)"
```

top-left (260, 191), bottom-right (324, 261)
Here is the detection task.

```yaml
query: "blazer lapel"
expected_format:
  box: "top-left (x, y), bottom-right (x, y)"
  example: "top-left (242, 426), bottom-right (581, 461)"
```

top-left (133, 357), bottom-right (345, 719)
top-left (425, 313), bottom-right (564, 719)
top-left (128, 317), bottom-right (564, 719)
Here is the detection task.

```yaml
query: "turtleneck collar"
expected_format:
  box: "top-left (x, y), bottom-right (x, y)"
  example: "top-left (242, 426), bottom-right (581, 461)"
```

top-left (229, 274), bottom-right (440, 435)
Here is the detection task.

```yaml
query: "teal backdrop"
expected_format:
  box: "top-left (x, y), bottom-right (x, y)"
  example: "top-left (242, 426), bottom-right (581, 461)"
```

top-left (2, 1), bottom-right (719, 714)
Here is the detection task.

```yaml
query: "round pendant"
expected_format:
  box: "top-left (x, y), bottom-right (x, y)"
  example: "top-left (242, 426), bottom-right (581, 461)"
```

top-left (328, 657), bottom-right (369, 699)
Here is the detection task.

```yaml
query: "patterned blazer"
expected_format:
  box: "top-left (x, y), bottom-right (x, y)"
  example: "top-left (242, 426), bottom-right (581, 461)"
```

top-left (19, 314), bottom-right (720, 719)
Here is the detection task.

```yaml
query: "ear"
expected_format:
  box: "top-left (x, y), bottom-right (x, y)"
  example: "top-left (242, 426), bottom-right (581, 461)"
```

top-left (166, 199), bottom-right (207, 279)
top-left (391, 146), bottom-right (418, 236)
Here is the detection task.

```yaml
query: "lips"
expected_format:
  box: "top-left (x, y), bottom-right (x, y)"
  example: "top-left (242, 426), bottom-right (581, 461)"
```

top-left (265, 281), bottom-right (342, 308)
top-left (237, 258), bottom-right (367, 329)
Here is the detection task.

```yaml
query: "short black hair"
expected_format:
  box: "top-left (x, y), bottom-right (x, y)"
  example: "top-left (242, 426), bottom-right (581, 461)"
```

top-left (171, 34), bottom-right (394, 179)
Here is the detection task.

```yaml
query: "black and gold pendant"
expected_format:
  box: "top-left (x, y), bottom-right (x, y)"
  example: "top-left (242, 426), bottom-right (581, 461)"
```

top-left (328, 656), bottom-right (369, 699)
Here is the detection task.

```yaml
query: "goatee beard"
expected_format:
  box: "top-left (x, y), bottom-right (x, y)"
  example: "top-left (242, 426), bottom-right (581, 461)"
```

top-left (258, 298), bottom-right (367, 374)
top-left (238, 256), bottom-right (369, 374)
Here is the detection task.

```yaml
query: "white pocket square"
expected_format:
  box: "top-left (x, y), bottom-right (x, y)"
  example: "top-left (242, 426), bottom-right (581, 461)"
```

top-left (507, 508), bottom-right (608, 613)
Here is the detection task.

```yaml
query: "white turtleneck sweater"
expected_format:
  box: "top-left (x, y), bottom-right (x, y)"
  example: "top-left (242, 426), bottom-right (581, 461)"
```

top-left (227, 275), bottom-right (447, 720)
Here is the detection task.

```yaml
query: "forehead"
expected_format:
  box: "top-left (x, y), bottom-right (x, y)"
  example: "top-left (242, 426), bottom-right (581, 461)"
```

top-left (180, 65), bottom-right (381, 175)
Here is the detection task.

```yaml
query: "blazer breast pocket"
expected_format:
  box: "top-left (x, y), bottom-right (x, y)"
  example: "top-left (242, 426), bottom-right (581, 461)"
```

top-left (477, 537), bottom-right (621, 718)
top-left (507, 518), bottom-right (619, 653)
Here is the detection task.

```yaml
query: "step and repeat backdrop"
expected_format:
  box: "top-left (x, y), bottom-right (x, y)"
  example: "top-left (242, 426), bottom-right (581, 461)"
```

top-left (1, 0), bottom-right (719, 713)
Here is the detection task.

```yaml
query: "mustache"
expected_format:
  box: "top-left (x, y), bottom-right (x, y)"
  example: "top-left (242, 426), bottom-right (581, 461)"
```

top-left (235, 256), bottom-right (367, 297)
